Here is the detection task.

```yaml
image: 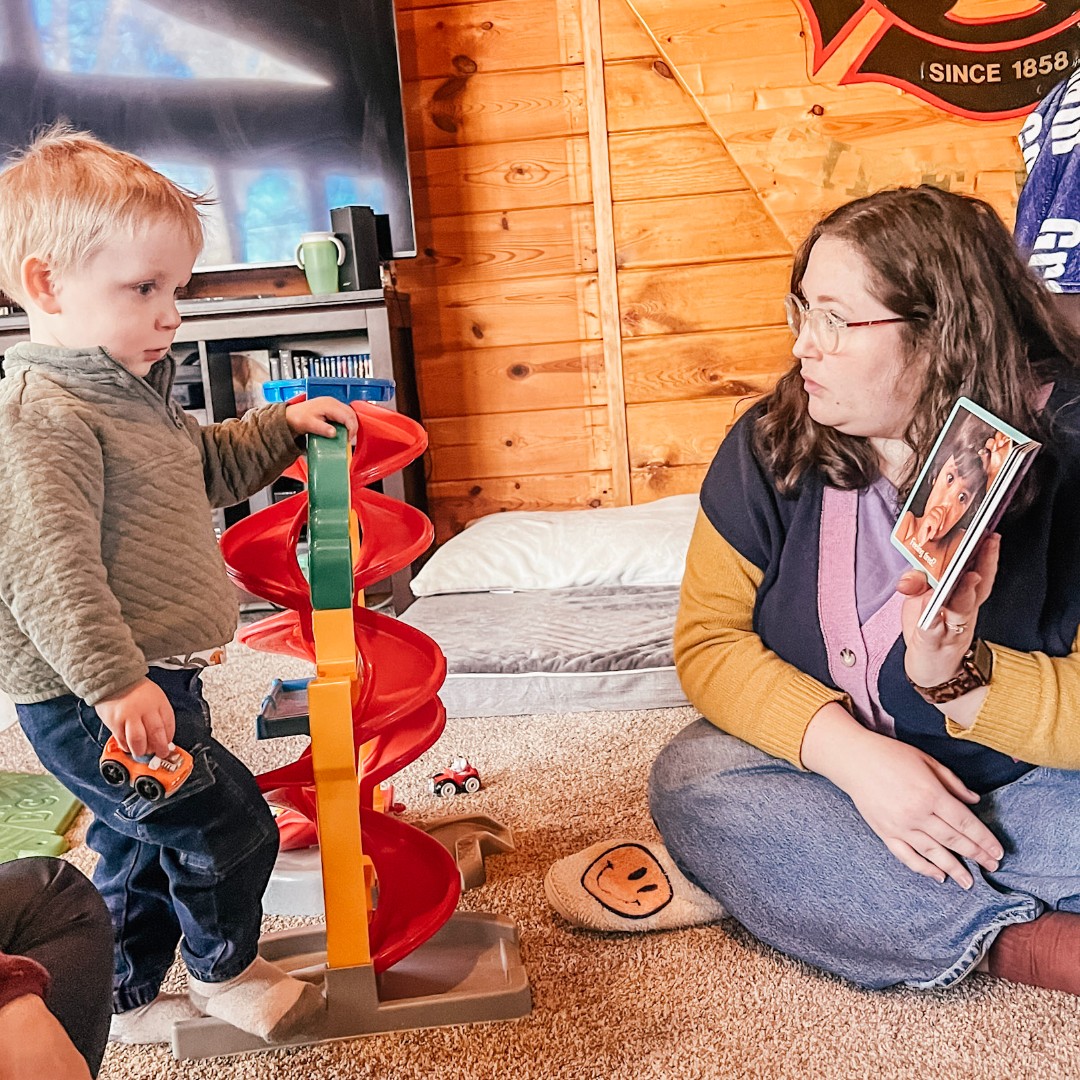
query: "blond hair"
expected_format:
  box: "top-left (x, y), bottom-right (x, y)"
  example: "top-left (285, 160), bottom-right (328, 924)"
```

top-left (0, 122), bottom-right (208, 302)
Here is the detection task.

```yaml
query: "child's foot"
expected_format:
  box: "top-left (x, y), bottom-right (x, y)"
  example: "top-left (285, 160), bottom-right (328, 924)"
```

top-left (188, 956), bottom-right (324, 1042)
top-left (986, 911), bottom-right (1080, 995)
top-left (109, 992), bottom-right (204, 1044)
top-left (544, 838), bottom-right (727, 932)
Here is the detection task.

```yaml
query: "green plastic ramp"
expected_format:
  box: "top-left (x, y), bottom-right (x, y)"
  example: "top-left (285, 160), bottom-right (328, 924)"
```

top-left (0, 772), bottom-right (82, 864)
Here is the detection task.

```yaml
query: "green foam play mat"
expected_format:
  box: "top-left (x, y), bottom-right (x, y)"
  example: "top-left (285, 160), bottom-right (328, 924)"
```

top-left (0, 772), bottom-right (81, 863)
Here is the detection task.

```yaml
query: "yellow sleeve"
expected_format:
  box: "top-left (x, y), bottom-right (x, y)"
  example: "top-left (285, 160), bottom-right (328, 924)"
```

top-left (674, 508), bottom-right (852, 768)
top-left (945, 630), bottom-right (1080, 768)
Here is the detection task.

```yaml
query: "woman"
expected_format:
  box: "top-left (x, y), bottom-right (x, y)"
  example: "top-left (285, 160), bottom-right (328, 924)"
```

top-left (546, 186), bottom-right (1080, 995)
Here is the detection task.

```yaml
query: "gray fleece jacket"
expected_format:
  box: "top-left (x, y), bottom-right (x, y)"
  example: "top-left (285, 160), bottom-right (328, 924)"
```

top-left (0, 341), bottom-right (301, 705)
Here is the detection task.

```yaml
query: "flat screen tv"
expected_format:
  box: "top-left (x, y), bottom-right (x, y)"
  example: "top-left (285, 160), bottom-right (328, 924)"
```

top-left (0, 0), bottom-right (416, 271)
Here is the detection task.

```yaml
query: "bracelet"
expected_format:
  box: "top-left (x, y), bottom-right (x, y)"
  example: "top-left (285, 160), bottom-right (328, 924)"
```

top-left (907, 638), bottom-right (994, 704)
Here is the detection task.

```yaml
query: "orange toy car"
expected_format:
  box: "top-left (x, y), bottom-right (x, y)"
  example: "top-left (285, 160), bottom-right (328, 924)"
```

top-left (99, 736), bottom-right (194, 802)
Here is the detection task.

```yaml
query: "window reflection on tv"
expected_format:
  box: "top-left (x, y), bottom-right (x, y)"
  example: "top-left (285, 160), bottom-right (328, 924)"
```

top-left (0, 0), bottom-right (416, 270)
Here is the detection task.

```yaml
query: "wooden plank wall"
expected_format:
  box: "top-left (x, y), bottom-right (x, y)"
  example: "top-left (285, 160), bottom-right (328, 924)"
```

top-left (393, 0), bottom-right (611, 541)
top-left (392, 0), bottom-right (1031, 540)
top-left (601, 0), bottom-right (792, 503)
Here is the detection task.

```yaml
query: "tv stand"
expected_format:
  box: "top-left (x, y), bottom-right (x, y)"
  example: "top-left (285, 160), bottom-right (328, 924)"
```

top-left (0, 289), bottom-right (424, 613)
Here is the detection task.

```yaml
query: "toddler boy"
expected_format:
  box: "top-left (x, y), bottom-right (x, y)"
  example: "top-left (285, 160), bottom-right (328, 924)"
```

top-left (0, 126), bottom-right (358, 1044)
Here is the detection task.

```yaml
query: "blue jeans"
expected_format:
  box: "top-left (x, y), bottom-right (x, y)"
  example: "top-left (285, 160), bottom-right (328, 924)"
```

top-left (17, 668), bottom-right (279, 1011)
top-left (649, 719), bottom-right (1080, 989)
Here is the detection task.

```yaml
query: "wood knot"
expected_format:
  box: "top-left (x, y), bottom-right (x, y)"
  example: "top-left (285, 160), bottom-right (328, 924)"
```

top-left (452, 55), bottom-right (478, 74)
top-left (810, 104), bottom-right (825, 116)
top-left (652, 60), bottom-right (673, 79)
top-left (471, 324), bottom-right (485, 339)
top-left (507, 363), bottom-right (530, 380)
top-left (505, 161), bottom-right (550, 184)
top-left (433, 76), bottom-right (470, 102)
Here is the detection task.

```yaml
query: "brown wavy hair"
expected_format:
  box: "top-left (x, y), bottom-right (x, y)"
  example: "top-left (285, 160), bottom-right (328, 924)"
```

top-left (753, 185), bottom-right (1080, 503)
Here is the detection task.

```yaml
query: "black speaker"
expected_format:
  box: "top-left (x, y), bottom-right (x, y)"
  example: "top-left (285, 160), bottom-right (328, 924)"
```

top-left (374, 213), bottom-right (394, 262)
top-left (330, 205), bottom-right (382, 292)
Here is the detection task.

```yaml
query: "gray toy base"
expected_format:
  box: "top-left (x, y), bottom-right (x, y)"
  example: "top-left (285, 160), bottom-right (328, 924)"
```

top-left (171, 910), bottom-right (531, 1060)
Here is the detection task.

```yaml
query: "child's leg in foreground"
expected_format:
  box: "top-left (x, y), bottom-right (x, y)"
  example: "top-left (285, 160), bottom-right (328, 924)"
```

top-left (18, 669), bottom-right (322, 1042)
top-left (648, 721), bottom-right (1080, 992)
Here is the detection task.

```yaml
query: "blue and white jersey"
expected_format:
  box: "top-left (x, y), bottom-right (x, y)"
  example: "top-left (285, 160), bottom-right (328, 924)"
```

top-left (1016, 67), bottom-right (1080, 293)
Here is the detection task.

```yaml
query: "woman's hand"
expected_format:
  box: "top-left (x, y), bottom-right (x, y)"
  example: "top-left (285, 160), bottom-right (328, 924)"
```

top-left (833, 735), bottom-right (1002, 888)
top-left (802, 703), bottom-right (1002, 888)
top-left (898, 533), bottom-right (1000, 689)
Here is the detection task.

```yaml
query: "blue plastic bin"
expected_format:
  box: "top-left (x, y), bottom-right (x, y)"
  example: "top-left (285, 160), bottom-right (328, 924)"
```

top-left (262, 377), bottom-right (395, 404)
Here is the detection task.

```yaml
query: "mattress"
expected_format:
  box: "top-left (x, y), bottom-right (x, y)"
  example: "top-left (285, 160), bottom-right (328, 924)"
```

top-left (397, 584), bottom-right (689, 717)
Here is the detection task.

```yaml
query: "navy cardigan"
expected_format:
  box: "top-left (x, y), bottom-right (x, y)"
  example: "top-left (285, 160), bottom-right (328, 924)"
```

top-left (700, 381), bottom-right (1080, 792)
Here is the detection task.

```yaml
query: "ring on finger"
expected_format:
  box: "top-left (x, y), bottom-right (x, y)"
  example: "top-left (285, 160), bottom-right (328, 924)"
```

top-left (943, 619), bottom-right (968, 635)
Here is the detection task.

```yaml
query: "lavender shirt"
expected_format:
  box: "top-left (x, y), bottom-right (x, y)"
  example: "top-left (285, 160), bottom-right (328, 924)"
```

top-left (816, 479), bottom-right (910, 737)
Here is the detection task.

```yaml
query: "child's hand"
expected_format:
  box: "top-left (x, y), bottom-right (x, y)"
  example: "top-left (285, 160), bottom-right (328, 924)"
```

top-left (95, 678), bottom-right (176, 759)
top-left (285, 397), bottom-right (359, 441)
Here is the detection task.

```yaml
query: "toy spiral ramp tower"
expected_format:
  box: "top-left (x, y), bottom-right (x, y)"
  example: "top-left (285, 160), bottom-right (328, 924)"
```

top-left (173, 390), bottom-right (530, 1060)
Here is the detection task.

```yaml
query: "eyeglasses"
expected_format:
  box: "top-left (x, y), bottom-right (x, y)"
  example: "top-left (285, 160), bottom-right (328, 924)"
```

top-left (784, 293), bottom-right (912, 354)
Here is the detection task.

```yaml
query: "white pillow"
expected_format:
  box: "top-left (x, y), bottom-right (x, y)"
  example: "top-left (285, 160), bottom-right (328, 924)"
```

top-left (410, 494), bottom-right (699, 596)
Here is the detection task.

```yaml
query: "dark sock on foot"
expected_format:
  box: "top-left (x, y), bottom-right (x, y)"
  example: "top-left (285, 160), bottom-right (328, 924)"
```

top-left (987, 911), bottom-right (1080, 995)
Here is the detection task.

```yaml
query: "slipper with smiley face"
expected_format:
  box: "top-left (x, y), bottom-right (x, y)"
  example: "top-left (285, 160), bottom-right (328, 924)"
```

top-left (544, 838), bottom-right (727, 932)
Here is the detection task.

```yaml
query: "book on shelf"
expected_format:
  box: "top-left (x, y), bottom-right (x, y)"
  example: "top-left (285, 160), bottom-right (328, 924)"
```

top-left (890, 396), bottom-right (1041, 632)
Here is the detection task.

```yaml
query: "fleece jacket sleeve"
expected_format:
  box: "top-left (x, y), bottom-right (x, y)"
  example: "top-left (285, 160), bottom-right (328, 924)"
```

top-left (183, 402), bottom-right (302, 509)
top-left (675, 507), bottom-right (853, 768)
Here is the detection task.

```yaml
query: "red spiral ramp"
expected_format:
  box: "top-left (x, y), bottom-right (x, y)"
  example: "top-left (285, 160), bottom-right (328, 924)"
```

top-left (220, 400), bottom-right (459, 972)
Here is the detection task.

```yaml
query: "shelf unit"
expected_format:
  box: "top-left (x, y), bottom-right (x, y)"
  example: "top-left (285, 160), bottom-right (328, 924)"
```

top-left (0, 289), bottom-right (424, 613)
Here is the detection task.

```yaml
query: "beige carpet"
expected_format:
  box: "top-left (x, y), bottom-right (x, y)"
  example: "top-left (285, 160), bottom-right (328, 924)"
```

top-left (2, 641), bottom-right (1079, 1080)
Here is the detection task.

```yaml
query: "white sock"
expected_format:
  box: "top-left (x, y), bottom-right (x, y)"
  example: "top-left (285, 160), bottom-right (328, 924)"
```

top-left (109, 992), bottom-right (204, 1044)
top-left (545, 838), bottom-right (727, 932)
top-left (188, 956), bottom-right (323, 1042)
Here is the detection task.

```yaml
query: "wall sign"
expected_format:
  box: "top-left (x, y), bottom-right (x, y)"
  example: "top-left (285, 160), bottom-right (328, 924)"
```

top-left (795, 1), bottom-right (1080, 119)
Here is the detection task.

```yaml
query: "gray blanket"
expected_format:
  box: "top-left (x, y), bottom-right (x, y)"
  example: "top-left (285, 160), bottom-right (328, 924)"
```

top-left (400, 584), bottom-right (680, 675)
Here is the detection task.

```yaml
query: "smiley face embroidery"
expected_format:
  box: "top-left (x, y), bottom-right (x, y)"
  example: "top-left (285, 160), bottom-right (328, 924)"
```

top-left (581, 842), bottom-right (674, 919)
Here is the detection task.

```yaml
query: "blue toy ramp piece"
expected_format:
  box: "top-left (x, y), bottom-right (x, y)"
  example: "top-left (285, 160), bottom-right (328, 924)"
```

top-left (262, 377), bottom-right (395, 405)
top-left (0, 771), bottom-right (82, 864)
top-left (256, 677), bottom-right (313, 740)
